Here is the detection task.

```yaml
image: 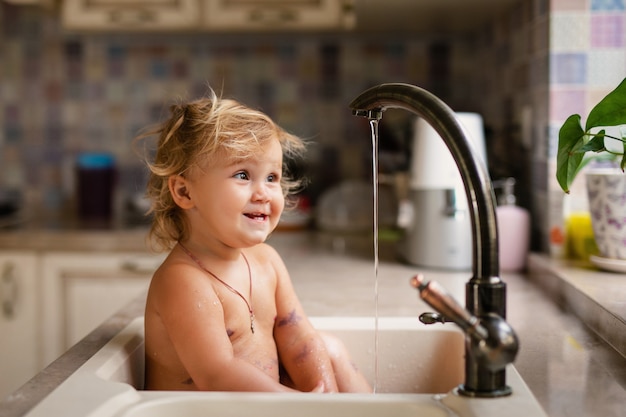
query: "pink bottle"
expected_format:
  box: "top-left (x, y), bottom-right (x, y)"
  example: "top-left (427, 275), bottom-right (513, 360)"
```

top-left (496, 178), bottom-right (530, 272)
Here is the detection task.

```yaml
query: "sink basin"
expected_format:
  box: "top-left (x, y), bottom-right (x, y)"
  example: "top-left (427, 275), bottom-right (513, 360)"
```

top-left (24, 317), bottom-right (548, 417)
top-left (116, 394), bottom-right (453, 417)
top-left (94, 316), bottom-right (465, 394)
top-left (307, 316), bottom-right (464, 393)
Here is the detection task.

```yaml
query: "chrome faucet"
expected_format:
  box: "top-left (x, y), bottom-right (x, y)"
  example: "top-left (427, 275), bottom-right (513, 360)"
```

top-left (350, 83), bottom-right (519, 398)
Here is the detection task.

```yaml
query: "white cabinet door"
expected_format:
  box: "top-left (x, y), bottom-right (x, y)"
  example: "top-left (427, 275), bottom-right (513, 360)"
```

top-left (40, 252), bottom-right (164, 366)
top-left (63, 270), bottom-right (150, 347)
top-left (0, 251), bottom-right (39, 399)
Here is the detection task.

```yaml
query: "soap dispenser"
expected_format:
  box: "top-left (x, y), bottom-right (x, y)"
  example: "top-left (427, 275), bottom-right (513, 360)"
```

top-left (495, 178), bottom-right (530, 272)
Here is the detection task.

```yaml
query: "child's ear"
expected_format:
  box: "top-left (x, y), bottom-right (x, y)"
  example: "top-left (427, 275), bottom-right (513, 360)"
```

top-left (169, 175), bottom-right (194, 209)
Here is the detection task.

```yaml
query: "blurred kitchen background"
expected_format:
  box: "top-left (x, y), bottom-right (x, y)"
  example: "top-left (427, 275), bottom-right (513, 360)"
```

top-left (0, 0), bottom-right (625, 252)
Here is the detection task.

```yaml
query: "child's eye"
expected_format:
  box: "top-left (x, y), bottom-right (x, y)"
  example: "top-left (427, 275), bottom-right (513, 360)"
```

top-left (267, 173), bottom-right (280, 183)
top-left (234, 171), bottom-right (249, 180)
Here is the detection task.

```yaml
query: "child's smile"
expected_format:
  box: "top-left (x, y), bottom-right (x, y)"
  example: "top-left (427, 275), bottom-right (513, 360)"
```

top-left (244, 212), bottom-right (269, 222)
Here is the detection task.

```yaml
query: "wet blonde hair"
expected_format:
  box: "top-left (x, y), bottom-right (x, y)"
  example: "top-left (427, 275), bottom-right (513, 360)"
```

top-left (138, 89), bottom-right (306, 251)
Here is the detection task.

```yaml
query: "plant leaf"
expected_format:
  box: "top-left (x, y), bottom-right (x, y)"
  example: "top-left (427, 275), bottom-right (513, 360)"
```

top-left (585, 77), bottom-right (626, 130)
top-left (578, 131), bottom-right (606, 153)
top-left (557, 114), bottom-right (586, 193)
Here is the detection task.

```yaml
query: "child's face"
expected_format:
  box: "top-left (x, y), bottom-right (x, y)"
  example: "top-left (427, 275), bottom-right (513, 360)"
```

top-left (183, 137), bottom-right (285, 248)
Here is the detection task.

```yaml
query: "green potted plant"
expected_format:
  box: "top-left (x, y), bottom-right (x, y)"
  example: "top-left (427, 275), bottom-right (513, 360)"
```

top-left (556, 77), bottom-right (626, 266)
top-left (557, 77), bottom-right (626, 193)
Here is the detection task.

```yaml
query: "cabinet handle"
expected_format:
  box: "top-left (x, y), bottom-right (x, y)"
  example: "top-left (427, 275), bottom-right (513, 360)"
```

top-left (109, 8), bottom-right (156, 25)
top-left (1, 263), bottom-right (18, 319)
top-left (248, 8), bottom-right (297, 25)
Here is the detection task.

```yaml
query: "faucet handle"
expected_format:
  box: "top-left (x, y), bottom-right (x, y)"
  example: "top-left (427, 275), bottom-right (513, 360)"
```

top-left (418, 311), bottom-right (449, 325)
top-left (410, 274), bottom-right (488, 340)
top-left (411, 274), bottom-right (519, 373)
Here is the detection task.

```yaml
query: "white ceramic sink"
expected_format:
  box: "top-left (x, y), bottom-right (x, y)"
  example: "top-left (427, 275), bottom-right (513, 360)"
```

top-left (24, 317), bottom-right (548, 417)
top-left (116, 394), bottom-right (454, 417)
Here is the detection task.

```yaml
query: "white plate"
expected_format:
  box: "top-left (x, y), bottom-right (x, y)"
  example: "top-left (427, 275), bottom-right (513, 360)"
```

top-left (589, 255), bottom-right (626, 273)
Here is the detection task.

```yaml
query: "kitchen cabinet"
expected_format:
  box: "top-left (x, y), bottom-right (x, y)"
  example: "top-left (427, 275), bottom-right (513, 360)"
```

top-left (202, 0), bottom-right (355, 31)
top-left (54, 0), bottom-right (517, 33)
top-left (59, 0), bottom-right (355, 31)
top-left (0, 251), bottom-right (39, 400)
top-left (40, 252), bottom-right (164, 366)
top-left (2, 0), bottom-right (47, 4)
top-left (61, 0), bottom-right (201, 31)
top-left (10, 0), bottom-right (521, 34)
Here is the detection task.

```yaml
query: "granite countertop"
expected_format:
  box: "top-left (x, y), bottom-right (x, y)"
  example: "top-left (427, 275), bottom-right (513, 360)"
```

top-left (0, 231), bottom-right (625, 417)
top-left (0, 227), bottom-right (153, 252)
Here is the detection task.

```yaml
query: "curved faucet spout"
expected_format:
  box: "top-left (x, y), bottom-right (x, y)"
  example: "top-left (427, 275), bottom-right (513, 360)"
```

top-left (351, 83), bottom-right (517, 398)
top-left (349, 83), bottom-right (498, 282)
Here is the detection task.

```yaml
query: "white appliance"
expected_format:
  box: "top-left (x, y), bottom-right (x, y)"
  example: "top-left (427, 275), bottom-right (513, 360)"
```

top-left (400, 112), bottom-right (487, 270)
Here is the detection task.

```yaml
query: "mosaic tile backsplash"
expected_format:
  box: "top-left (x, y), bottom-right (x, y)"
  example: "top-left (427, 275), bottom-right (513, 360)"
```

top-left (0, 3), bottom-right (483, 219)
top-left (1, 0), bottom-right (625, 253)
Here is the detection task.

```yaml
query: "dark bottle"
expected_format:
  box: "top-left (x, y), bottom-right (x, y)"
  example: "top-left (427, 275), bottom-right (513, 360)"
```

top-left (76, 153), bottom-right (116, 223)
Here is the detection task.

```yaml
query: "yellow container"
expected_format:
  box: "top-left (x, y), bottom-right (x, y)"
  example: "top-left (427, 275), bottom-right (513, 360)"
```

top-left (566, 212), bottom-right (598, 260)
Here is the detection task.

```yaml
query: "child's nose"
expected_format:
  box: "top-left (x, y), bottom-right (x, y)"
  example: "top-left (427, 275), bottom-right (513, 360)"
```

top-left (252, 182), bottom-right (270, 201)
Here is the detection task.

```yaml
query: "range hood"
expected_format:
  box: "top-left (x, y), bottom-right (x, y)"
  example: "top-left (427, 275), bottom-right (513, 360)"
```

top-left (60, 0), bottom-right (356, 31)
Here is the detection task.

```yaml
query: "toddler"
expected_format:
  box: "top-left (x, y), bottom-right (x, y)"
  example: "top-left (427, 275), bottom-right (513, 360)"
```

top-left (139, 89), bottom-right (371, 393)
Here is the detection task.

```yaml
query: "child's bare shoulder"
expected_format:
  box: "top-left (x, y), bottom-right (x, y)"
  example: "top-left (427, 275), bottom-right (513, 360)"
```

top-left (148, 255), bottom-right (217, 302)
top-left (246, 243), bottom-right (285, 269)
top-left (246, 243), bottom-right (291, 285)
top-left (152, 254), bottom-right (196, 282)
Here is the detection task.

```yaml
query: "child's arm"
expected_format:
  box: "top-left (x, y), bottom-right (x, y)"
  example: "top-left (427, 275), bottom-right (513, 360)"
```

top-left (268, 246), bottom-right (340, 393)
top-left (150, 261), bottom-right (296, 392)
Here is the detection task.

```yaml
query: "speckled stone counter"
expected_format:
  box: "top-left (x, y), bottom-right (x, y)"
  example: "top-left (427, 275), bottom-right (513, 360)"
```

top-left (528, 254), bottom-right (626, 359)
top-left (0, 228), bottom-right (153, 252)
top-left (1, 231), bottom-right (625, 417)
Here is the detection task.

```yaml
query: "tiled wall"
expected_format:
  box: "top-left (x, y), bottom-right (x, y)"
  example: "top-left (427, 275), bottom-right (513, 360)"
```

top-left (454, 0), bottom-right (552, 250)
top-left (549, 0), bottom-right (625, 149)
top-left (547, 0), bottom-right (626, 254)
top-left (0, 3), bottom-right (482, 221)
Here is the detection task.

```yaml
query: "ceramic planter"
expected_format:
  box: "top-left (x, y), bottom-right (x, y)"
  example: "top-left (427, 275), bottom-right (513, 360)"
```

top-left (586, 169), bottom-right (626, 260)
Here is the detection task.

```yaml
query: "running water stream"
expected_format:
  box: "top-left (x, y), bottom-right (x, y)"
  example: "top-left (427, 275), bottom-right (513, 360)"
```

top-left (369, 119), bottom-right (380, 393)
